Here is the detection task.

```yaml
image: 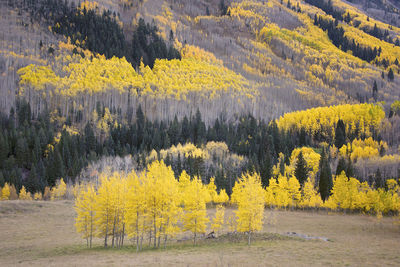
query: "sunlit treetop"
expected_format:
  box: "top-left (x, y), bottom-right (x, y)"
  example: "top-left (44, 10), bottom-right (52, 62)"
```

top-left (276, 103), bottom-right (385, 140)
top-left (18, 45), bottom-right (258, 101)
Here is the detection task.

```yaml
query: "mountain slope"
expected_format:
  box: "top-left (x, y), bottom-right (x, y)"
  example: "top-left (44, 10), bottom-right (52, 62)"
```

top-left (1, 0), bottom-right (400, 124)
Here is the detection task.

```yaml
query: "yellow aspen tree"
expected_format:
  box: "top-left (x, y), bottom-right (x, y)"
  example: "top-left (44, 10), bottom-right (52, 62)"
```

top-left (178, 170), bottom-right (191, 202)
top-left (300, 178), bottom-right (321, 209)
top-left (232, 172), bottom-right (265, 245)
top-left (275, 175), bottom-right (290, 209)
top-left (33, 192), bottom-right (42, 201)
top-left (287, 176), bottom-right (301, 208)
top-left (107, 173), bottom-right (126, 248)
top-left (162, 198), bottom-right (182, 248)
top-left (322, 172), bottom-right (363, 212)
top-left (125, 171), bottom-right (146, 251)
top-left (51, 178), bottom-right (67, 200)
top-left (182, 175), bottom-right (209, 245)
top-left (385, 179), bottom-right (400, 213)
top-left (264, 178), bottom-right (278, 208)
top-left (110, 174), bottom-right (123, 248)
top-left (372, 188), bottom-right (386, 220)
top-left (95, 174), bottom-right (114, 248)
top-left (19, 186), bottom-right (32, 200)
top-left (214, 189), bottom-right (229, 204)
top-left (75, 184), bottom-right (96, 248)
top-left (1, 183), bottom-right (10, 200)
top-left (73, 183), bottom-right (84, 200)
top-left (9, 185), bottom-right (18, 200)
top-left (206, 177), bottom-right (217, 203)
top-left (143, 160), bottom-right (180, 248)
top-left (159, 167), bottom-right (181, 249)
top-left (323, 172), bottom-right (347, 211)
top-left (328, 172), bottom-right (363, 211)
top-left (364, 188), bottom-right (379, 214)
top-left (211, 204), bottom-right (225, 235)
top-left (43, 186), bottom-right (51, 200)
top-left (179, 170), bottom-right (190, 195)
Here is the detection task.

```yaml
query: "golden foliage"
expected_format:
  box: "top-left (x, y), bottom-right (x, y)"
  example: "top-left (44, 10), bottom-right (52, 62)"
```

top-left (288, 147), bottom-right (321, 182)
top-left (323, 172), bottom-right (400, 216)
top-left (1, 183), bottom-right (10, 200)
top-left (18, 52), bottom-right (258, 101)
top-left (231, 172), bottom-right (265, 243)
top-left (19, 186), bottom-right (32, 200)
top-left (211, 204), bottom-right (225, 235)
top-left (181, 45), bottom-right (222, 65)
top-left (155, 141), bottom-right (245, 168)
top-left (276, 104), bottom-right (385, 140)
top-left (33, 192), bottom-right (43, 200)
top-left (339, 137), bottom-right (388, 161)
top-left (50, 178), bottom-right (67, 201)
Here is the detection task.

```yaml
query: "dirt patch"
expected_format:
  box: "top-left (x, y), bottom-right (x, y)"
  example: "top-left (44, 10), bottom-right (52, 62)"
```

top-left (283, 231), bottom-right (330, 241)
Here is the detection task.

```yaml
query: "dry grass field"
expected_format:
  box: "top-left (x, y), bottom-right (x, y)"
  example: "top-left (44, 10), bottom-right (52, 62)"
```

top-left (0, 201), bottom-right (399, 266)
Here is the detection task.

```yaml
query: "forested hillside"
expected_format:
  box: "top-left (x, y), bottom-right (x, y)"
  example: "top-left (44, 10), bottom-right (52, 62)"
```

top-left (3, 0), bottom-right (400, 122)
top-left (1, 0), bottom-right (400, 241)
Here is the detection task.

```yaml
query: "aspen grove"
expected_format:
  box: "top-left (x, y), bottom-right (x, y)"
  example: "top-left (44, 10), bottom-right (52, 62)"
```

top-left (71, 160), bottom-right (400, 249)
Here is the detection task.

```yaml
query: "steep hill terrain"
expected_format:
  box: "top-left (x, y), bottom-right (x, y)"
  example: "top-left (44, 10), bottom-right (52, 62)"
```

top-left (2, 0), bottom-right (400, 124)
top-left (2, 0), bottom-right (400, 198)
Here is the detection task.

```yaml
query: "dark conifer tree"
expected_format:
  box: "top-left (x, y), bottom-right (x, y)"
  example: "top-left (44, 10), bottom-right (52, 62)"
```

top-left (372, 80), bottom-right (378, 101)
top-left (260, 152), bottom-right (272, 187)
top-left (294, 151), bottom-right (308, 185)
top-left (336, 157), bottom-right (347, 175)
top-left (318, 149), bottom-right (333, 201)
top-left (346, 158), bottom-right (354, 178)
top-left (84, 123), bottom-right (96, 153)
top-left (388, 68), bottom-right (394, 81)
top-left (334, 119), bottom-right (346, 148)
top-left (375, 168), bottom-right (384, 188)
top-left (0, 171), bottom-right (4, 187)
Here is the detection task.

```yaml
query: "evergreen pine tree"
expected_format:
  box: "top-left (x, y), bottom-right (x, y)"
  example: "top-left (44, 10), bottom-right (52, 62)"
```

top-left (0, 171), bottom-right (4, 187)
top-left (26, 163), bottom-right (39, 193)
top-left (0, 132), bottom-right (9, 168)
top-left (84, 123), bottom-right (96, 153)
top-left (15, 137), bottom-right (29, 168)
top-left (336, 157), bottom-right (347, 175)
top-left (388, 68), bottom-right (394, 81)
top-left (375, 168), bottom-right (383, 188)
top-left (260, 152), bottom-right (272, 187)
top-left (318, 149), bottom-right (333, 201)
top-left (346, 158), bottom-right (354, 178)
top-left (294, 151), bottom-right (308, 185)
top-left (193, 109), bottom-right (206, 145)
top-left (279, 155), bottom-right (285, 176)
top-left (372, 80), bottom-right (378, 101)
top-left (334, 119), bottom-right (346, 148)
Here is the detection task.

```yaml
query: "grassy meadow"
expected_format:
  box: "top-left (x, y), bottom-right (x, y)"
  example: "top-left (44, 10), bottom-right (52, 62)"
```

top-left (0, 201), bottom-right (399, 266)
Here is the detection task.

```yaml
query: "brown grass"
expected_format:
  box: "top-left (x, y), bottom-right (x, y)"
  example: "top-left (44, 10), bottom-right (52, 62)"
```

top-left (0, 201), bottom-right (399, 266)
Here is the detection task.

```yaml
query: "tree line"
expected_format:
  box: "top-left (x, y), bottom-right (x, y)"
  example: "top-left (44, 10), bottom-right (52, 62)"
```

top-left (314, 15), bottom-right (380, 63)
top-left (304, 0), bottom-right (400, 46)
top-left (1, 99), bottom-right (393, 197)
